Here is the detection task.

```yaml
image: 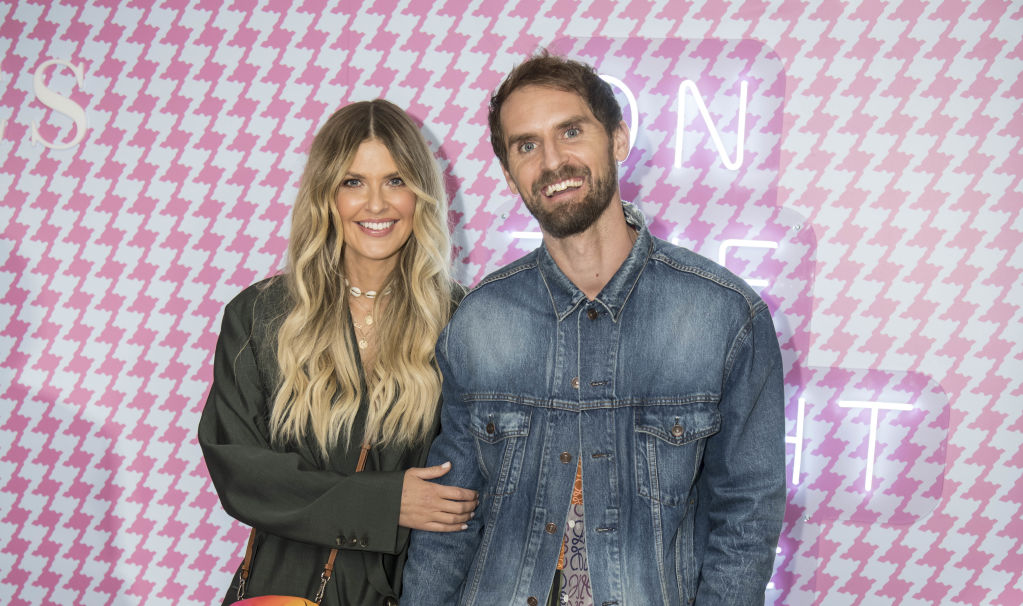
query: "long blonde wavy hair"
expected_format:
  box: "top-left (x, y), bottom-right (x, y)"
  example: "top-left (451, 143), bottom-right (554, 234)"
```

top-left (270, 99), bottom-right (452, 458)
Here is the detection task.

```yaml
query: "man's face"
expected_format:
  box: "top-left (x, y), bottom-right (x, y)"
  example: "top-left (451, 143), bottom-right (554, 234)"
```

top-left (499, 85), bottom-right (629, 238)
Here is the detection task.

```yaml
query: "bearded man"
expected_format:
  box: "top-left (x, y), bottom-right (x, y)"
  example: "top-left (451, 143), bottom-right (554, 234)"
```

top-left (403, 51), bottom-right (786, 606)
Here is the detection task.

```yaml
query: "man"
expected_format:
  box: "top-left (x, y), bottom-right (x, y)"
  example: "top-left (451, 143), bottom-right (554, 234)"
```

top-left (403, 51), bottom-right (786, 605)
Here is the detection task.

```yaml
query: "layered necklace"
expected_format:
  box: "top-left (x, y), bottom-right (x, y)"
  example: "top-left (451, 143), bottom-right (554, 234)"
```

top-left (346, 279), bottom-right (391, 350)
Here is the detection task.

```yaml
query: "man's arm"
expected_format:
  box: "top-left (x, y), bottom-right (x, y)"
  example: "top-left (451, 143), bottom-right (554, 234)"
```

top-left (695, 304), bottom-right (787, 605)
top-left (402, 327), bottom-right (487, 603)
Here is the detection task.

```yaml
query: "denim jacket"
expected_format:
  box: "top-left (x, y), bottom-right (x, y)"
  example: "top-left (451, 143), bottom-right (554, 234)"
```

top-left (404, 203), bottom-right (785, 605)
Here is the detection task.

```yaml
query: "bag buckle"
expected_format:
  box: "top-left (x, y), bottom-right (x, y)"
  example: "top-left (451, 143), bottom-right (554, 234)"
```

top-left (314, 573), bottom-right (329, 604)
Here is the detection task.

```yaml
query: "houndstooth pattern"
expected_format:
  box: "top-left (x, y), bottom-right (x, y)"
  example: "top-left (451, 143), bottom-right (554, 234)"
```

top-left (0, 1), bottom-right (1019, 604)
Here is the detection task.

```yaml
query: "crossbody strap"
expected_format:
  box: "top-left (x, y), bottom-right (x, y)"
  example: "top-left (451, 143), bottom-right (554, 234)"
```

top-left (237, 442), bottom-right (372, 604)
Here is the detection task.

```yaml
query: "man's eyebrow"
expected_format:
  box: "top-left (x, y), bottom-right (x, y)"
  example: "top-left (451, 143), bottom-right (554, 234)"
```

top-left (506, 132), bottom-right (536, 150)
top-left (555, 114), bottom-right (593, 131)
top-left (506, 114), bottom-right (597, 149)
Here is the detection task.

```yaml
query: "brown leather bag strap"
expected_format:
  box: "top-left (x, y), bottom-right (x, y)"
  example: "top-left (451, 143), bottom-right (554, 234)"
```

top-left (314, 443), bottom-right (369, 603)
top-left (236, 527), bottom-right (258, 600)
top-left (356, 442), bottom-right (371, 473)
top-left (313, 547), bottom-right (340, 603)
top-left (238, 442), bottom-right (373, 604)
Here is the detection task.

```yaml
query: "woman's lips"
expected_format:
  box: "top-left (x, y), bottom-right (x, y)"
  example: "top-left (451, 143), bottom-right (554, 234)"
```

top-left (356, 219), bottom-right (397, 234)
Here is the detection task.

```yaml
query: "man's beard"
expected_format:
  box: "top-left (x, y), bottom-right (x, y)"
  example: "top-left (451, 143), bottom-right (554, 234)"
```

top-left (521, 147), bottom-right (618, 239)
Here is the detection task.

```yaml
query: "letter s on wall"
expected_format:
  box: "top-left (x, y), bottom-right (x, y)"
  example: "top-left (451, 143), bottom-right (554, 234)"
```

top-left (31, 59), bottom-right (88, 150)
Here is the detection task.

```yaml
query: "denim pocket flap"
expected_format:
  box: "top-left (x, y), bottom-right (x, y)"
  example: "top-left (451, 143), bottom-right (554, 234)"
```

top-left (469, 403), bottom-right (531, 444)
top-left (634, 402), bottom-right (720, 446)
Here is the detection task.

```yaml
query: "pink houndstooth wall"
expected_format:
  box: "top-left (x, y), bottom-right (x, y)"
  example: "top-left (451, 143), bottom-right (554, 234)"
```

top-left (1, 1), bottom-right (1020, 604)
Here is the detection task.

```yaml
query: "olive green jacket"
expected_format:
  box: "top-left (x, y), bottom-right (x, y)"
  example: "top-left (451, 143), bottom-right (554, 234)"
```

top-left (199, 277), bottom-right (444, 605)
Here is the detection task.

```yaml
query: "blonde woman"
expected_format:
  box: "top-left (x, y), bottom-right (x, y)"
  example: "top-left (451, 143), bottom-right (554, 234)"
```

top-left (199, 100), bottom-right (477, 606)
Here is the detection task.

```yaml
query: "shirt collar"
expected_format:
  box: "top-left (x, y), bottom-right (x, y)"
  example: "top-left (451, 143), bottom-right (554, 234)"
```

top-left (537, 201), bottom-right (652, 322)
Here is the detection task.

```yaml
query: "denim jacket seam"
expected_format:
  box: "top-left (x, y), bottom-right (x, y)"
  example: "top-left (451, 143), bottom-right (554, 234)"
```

top-left (605, 237), bottom-right (653, 322)
top-left (722, 305), bottom-right (770, 384)
top-left (463, 393), bottom-right (719, 408)
top-left (650, 252), bottom-right (765, 314)
top-left (537, 263), bottom-right (585, 321)
top-left (469, 258), bottom-right (539, 293)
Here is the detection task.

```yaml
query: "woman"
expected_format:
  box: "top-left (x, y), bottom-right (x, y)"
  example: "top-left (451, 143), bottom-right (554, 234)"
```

top-left (199, 100), bottom-right (477, 605)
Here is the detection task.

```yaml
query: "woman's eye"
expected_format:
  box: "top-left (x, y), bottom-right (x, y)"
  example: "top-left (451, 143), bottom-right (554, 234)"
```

top-left (342, 178), bottom-right (361, 187)
top-left (388, 177), bottom-right (406, 187)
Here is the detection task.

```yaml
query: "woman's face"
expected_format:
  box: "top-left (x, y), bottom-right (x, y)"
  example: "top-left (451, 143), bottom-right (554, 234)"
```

top-left (336, 139), bottom-right (417, 279)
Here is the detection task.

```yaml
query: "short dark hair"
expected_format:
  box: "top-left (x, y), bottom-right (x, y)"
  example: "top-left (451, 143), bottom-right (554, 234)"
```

top-left (488, 50), bottom-right (623, 168)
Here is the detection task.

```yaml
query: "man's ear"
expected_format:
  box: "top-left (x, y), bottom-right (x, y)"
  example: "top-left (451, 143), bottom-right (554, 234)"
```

top-left (613, 120), bottom-right (630, 163)
top-left (502, 165), bottom-right (520, 196)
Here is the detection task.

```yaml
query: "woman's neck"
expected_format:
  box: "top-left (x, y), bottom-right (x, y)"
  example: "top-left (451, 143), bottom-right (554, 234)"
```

top-left (343, 257), bottom-right (396, 294)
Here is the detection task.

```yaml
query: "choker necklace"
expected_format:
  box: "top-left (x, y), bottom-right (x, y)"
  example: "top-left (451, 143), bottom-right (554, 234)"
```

top-left (345, 279), bottom-right (391, 299)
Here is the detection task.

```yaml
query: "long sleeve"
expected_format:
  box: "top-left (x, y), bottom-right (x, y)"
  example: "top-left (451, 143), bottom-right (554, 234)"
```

top-left (401, 326), bottom-right (486, 603)
top-left (694, 303), bottom-right (787, 604)
top-left (197, 285), bottom-right (408, 555)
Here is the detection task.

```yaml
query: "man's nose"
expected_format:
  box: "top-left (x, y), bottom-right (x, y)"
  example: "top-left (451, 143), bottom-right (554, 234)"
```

top-left (541, 139), bottom-right (566, 171)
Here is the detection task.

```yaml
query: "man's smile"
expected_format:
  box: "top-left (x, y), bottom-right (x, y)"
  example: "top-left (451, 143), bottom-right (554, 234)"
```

top-left (543, 178), bottom-right (584, 197)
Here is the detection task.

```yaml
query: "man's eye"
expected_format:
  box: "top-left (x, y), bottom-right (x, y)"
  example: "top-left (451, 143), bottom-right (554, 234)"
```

top-left (565, 127), bottom-right (580, 138)
top-left (519, 141), bottom-right (536, 153)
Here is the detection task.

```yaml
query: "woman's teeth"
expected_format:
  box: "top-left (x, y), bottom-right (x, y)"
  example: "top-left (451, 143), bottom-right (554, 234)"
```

top-left (359, 220), bottom-right (395, 230)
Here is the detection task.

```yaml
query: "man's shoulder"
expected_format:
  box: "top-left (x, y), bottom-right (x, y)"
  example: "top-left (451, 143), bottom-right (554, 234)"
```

top-left (459, 249), bottom-right (541, 303)
top-left (647, 237), bottom-right (765, 313)
top-left (441, 250), bottom-right (546, 340)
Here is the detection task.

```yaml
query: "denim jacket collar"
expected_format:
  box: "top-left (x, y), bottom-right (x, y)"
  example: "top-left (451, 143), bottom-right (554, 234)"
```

top-left (537, 201), bottom-right (652, 323)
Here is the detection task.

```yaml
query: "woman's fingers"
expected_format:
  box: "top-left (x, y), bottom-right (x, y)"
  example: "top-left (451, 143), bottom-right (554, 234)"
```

top-left (435, 484), bottom-right (478, 504)
top-left (407, 461), bottom-right (453, 480)
top-left (421, 520), bottom-right (473, 532)
top-left (405, 466), bottom-right (478, 503)
top-left (424, 518), bottom-right (470, 531)
top-left (400, 467), bottom-right (480, 531)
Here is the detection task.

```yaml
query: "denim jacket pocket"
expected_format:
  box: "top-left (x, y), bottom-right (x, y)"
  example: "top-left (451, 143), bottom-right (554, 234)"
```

top-left (468, 399), bottom-right (531, 496)
top-left (634, 401), bottom-right (721, 506)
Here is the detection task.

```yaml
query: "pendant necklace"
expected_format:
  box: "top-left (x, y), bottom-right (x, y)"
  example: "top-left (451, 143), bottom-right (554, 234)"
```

top-left (350, 299), bottom-right (374, 350)
top-left (347, 279), bottom-right (389, 350)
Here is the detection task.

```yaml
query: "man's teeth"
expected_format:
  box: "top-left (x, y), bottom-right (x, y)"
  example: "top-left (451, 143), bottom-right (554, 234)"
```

top-left (359, 220), bottom-right (395, 230)
top-left (544, 179), bottom-right (583, 196)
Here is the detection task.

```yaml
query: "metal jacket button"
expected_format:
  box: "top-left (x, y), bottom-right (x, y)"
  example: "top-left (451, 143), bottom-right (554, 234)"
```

top-left (587, 308), bottom-right (598, 320)
top-left (571, 377), bottom-right (580, 389)
top-left (671, 423), bottom-right (684, 437)
top-left (545, 522), bottom-right (557, 534)
top-left (560, 452), bottom-right (572, 463)
top-left (527, 598), bottom-right (538, 606)
top-left (486, 422), bottom-right (496, 434)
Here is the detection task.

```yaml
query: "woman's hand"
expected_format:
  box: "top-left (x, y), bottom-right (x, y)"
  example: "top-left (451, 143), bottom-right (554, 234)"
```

top-left (399, 462), bottom-right (478, 532)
